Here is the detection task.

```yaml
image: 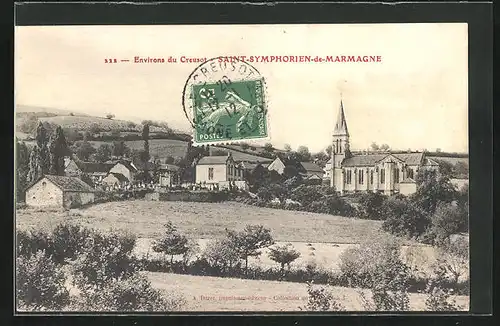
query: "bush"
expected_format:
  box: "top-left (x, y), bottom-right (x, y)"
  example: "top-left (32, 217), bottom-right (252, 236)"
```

top-left (203, 238), bottom-right (241, 274)
top-left (424, 264), bottom-right (463, 311)
top-left (16, 251), bottom-right (70, 310)
top-left (16, 229), bottom-right (51, 259)
top-left (339, 235), bottom-right (410, 311)
top-left (357, 192), bottom-right (388, 220)
top-left (434, 237), bottom-right (469, 284)
top-left (76, 273), bottom-right (186, 312)
top-left (50, 223), bottom-right (92, 264)
top-left (381, 197), bottom-right (430, 239)
top-left (70, 229), bottom-right (137, 292)
top-left (301, 281), bottom-right (345, 311)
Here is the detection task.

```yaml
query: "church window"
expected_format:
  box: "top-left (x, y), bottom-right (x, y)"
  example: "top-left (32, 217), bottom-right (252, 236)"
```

top-left (407, 168), bottom-right (414, 179)
top-left (208, 168), bottom-right (214, 180)
top-left (346, 170), bottom-right (352, 184)
top-left (380, 169), bottom-right (385, 184)
top-left (359, 170), bottom-right (364, 184)
top-left (370, 170), bottom-right (374, 184)
top-left (395, 169), bottom-right (400, 182)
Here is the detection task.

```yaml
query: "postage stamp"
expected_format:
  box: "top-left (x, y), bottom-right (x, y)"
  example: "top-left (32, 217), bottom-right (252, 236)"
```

top-left (182, 57), bottom-right (269, 145)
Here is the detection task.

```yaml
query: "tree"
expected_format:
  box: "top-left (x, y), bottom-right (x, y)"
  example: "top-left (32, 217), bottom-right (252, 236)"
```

top-left (142, 124), bottom-right (150, 176)
top-left (297, 146), bottom-right (311, 161)
top-left (94, 144), bottom-right (113, 163)
top-left (325, 145), bottom-right (333, 157)
top-left (226, 224), bottom-right (274, 273)
top-left (72, 141), bottom-right (96, 161)
top-left (152, 222), bottom-right (190, 264)
top-left (264, 143), bottom-right (274, 152)
top-left (35, 122), bottom-right (50, 174)
top-left (18, 114), bottom-right (39, 134)
top-left (211, 149), bottom-right (228, 156)
top-left (106, 114), bottom-right (115, 120)
top-left (412, 169), bottom-right (456, 216)
top-left (48, 126), bottom-right (69, 175)
top-left (268, 243), bottom-right (301, 274)
top-left (370, 142), bottom-right (380, 152)
top-left (428, 202), bottom-right (466, 245)
top-left (203, 238), bottom-right (241, 273)
top-left (312, 151), bottom-right (329, 166)
top-left (27, 145), bottom-right (43, 184)
top-left (284, 144), bottom-right (292, 152)
top-left (301, 282), bottom-right (345, 311)
top-left (164, 156), bottom-right (175, 164)
top-left (380, 144), bottom-right (390, 151)
top-left (112, 141), bottom-right (131, 158)
top-left (16, 141), bottom-right (30, 201)
top-left (240, 143), bottom-right (250, 150)
top-left (381, 197), bottom-right (430, 239)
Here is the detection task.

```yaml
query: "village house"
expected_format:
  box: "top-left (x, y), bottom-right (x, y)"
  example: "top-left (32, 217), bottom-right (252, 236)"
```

top-left (195, 153), bottom-right (246, 189)
top-left (25, 175), bottom-right (96, 209)
top-left (102, 172), bottom-right (130, 189)
top-left (64, 157), bottom-right (114, 185)
top-left (267, 156), bottom-right (304, 176)
top-left (299, 161), bottom-right (324, 185)
top-left (325, 100), bottom-right (440, 196)
top-left (108, 160), bottom-right (138, 183)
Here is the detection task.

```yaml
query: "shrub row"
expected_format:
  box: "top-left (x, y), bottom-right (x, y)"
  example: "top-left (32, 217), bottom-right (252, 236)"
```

top-left (134, 256), bottom-right (469, 296)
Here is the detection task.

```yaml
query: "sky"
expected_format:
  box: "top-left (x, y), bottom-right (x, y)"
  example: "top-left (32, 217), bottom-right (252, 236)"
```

top-left (15, 23), bottom-right (468, 153)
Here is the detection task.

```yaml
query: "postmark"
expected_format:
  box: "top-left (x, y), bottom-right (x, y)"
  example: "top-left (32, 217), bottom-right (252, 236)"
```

top-left (182, 57), bottom-right (269, 145)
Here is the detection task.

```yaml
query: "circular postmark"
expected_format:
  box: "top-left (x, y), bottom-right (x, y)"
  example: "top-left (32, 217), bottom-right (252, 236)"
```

top-left (182, 57), bottom-right (269, 145)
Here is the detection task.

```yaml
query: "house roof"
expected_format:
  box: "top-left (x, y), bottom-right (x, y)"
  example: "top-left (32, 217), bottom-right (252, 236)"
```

top-left (42, 175), bottom-right (95, 192)
top-left (75, 161), bottom-right (115, 173)
top-left (105, 172), bottom-right (129, 183)
top-left (159, 164), bottom-right (180, 171)
top-left (341, 152), bottom-right (425, 167)
top-left (112, 160), bottom-right (138, 172)
top-left (240, 162), bottom-right (263, 171)
top-left (197, 155), bottom-right (231, 165)
top-left (300, 162), bottom-right (324, 173)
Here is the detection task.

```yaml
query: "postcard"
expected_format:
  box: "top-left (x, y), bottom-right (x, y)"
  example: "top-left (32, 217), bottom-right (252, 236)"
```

top-left (15, 23), bottom-right (469, 313)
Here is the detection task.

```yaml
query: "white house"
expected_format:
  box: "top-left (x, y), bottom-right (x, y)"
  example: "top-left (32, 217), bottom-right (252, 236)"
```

top-left (195, 153), bottom-right (244, 185)
top-left (25, 175), bottom-right (95, 209)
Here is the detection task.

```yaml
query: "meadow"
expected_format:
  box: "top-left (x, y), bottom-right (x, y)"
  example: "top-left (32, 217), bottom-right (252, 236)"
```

top-left (16, 200), bottom-right (385, 243)
top-left (147, 272), bottom-right (469, 311)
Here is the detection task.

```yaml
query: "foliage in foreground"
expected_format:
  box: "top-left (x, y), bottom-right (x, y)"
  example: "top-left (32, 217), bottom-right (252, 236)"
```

top-left (73, 273), bottom-right (186, 312)
top-left (16, 251), bottom-right (70, 311)
top-left (300, 281), bottom-right (346, 311)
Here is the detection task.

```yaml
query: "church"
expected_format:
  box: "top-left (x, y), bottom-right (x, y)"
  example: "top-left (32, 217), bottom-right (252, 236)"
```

top-left (324, 100), bottom-right (439, 196)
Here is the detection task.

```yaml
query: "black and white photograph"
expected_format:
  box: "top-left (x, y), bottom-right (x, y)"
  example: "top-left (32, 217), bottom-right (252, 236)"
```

top-left (14, 22), bottom-right (471, 313)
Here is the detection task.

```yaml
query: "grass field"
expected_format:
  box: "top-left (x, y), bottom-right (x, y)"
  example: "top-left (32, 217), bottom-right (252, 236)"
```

top-left (16, 200), bottom-right (385, 243)
top-left (147, 272), bottom-right (469, 311)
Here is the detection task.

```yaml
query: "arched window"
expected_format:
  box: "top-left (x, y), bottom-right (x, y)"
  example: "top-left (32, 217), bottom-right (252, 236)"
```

top-left (380, 169), bottom-right (385, 184)
top-left (370, 170), bottom-right (374, 184)
top-left (42, 181), bottom-right (46, 186)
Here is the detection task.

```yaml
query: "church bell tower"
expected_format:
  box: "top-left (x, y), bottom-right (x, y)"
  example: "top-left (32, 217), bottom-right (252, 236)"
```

top-left (330, 99), bottom-right (351, 190)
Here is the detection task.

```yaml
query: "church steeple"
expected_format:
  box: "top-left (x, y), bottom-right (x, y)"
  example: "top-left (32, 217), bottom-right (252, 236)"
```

top-left (333, 99), bottom-right (349, 137)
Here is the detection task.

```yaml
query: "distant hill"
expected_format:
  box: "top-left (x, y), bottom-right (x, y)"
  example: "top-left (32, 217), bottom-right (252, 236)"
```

top-left (16, 104), bottom-right (90, 116)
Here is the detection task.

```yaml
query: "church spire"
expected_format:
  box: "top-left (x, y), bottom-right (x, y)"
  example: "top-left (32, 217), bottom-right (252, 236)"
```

top-left (333, 99), bottom-right (349, 137)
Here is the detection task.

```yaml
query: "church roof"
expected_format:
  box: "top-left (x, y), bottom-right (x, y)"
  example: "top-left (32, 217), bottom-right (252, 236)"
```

top-left (341, 152), bottom-right (425, 167)
top-left (197, 155), bottom-right (231, 165)
top-left (300, 162), bottom-right (324, 173)
top-left (333, 100), bottom-right (349, 136)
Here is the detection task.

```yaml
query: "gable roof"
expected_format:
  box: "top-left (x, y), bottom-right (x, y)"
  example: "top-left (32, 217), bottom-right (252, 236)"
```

top-left (197, 155), bottom-right (231, 165)
top-left (240, 162), bottom-right (263, 171)
top-left (105, 172), bottom-right (129, 183)
top-left (43, 175), bottom-right (95, 192)
top-left (75, 161), bottom-right (114, 173)
top-left (111, 160), bottom-right (138, 172)
top-left (300, 162), bottom-right (324, 173)
top-left (341, 152), bottom-right (425, 167)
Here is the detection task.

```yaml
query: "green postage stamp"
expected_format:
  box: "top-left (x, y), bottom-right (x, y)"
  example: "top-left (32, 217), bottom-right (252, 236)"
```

top-left (182, 57), bottom-right (269, 145)
top-left (192, 78), bottom-right (267, 144)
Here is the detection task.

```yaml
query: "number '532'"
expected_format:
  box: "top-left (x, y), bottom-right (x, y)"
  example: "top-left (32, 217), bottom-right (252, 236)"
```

top-left (104, 58), bottom-right (118, 63)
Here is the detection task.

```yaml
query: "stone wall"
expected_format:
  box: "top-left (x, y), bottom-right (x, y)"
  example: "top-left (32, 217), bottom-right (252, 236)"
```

top-left (146, 190), bottom-right (229, 202)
